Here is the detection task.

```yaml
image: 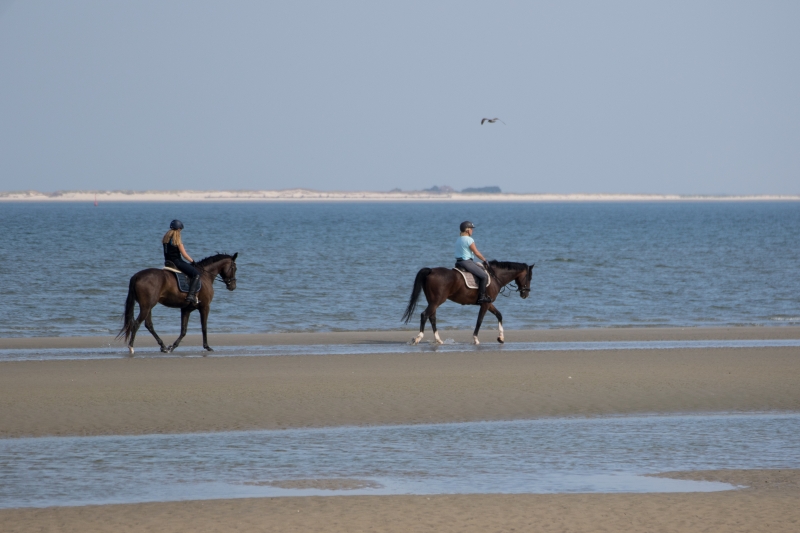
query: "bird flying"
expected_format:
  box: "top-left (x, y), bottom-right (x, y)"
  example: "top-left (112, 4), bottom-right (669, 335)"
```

top-left (481, 118), bottom-right (505, 125)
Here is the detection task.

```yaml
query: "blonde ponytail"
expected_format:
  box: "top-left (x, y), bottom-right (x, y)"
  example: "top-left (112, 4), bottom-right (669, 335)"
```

top-left (162, 229), bottom-right (182, 247)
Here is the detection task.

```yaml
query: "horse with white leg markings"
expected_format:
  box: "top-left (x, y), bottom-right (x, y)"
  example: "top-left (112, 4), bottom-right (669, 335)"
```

top-left (402, 261), bottom-right (533, 345)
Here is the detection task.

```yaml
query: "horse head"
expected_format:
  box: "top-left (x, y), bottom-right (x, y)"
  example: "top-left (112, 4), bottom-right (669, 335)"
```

top-left (515, 263), bottom-right (534, 299)
top-left (221, 252), bottom-right (238, 291)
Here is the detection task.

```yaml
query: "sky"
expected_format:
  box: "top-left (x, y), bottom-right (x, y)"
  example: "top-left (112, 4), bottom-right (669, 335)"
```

top-left (0, 1), bottom-right (798, 195)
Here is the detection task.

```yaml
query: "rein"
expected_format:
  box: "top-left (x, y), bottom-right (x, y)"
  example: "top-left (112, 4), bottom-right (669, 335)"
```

top-left (217, 273), bottom-right (236, 289)
top-left (195, 259), bottom-right (236, 289)
top-left (491, 264), bottom-right (532, 298)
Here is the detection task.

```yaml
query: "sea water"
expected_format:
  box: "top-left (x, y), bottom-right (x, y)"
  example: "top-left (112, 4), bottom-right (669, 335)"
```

top-left (0, 201), bottom-right (798, 337)
top-left (1, 413), bottom-right (798, 508)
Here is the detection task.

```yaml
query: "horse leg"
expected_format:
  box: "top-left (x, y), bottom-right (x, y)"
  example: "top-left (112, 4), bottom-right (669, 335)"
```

top-left (487, 303), bottom-right (505, 344)
top-left (411, 308), bottom-right (427, 345)
top-left (472, 304), bottom-right (490, 344)
top-left (167, 307), bottom-right (192, 352)
top-left (199, 304), bottom-right (213, 352)
top-left (127, 306), bottom-right (150, 355)
top-left (430, 310), bottom-right (444, 345)
top-left (412, 303), bottom-right (440, 345)
top-left (144, 311), bottom-right (169, 353)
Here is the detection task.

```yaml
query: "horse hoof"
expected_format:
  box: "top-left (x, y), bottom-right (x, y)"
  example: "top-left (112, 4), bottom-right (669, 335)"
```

top-left (160, 346), bottom-right (170, 353)
top-left (204, 346), bottom-right (214, 352)
top-left (473, 337), bottom-right (480, 345)
top-left (128, 346), bottom-right (135, 355)
top-left (497, 337), bottom-right (505, 344)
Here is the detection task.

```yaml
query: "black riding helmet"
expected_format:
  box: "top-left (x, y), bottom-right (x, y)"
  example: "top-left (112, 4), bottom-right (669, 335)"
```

top-left (170, 219), bottom-right (184, 230)
top-left (459, 220), bottom-right (475, 232)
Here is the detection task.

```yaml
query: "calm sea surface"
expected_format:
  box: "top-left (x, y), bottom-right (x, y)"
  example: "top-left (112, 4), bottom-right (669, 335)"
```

top-left (0, 202), bottom-right (798, 337)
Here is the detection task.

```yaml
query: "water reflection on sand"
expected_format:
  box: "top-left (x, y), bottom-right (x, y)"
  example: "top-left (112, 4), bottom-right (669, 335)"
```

top-left (2, 338), bottom-right (800, 361)
top-left (1, 413), bottom-right (798, 508)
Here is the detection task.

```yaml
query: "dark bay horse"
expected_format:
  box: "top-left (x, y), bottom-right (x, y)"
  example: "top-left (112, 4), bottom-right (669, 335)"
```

top-left (117, 253), bottom-right (238, 354)
top-left (402, 260), bottom-right (533, 345)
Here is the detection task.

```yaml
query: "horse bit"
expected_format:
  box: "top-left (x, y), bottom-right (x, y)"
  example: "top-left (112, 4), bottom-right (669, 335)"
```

top-left (196, 262), bottom-right (236, 289)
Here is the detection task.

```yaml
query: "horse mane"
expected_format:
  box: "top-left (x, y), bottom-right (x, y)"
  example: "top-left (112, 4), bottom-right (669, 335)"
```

top-left (488, 260), bottom-right (528, 271)
top-left (197, 253), bottom-right (234, 267)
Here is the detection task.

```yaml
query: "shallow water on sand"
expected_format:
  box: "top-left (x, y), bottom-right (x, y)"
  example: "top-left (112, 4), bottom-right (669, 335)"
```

top-left (1, 202), bottom-right (799, 337)
top-left (2, 338), bottom-right (800, 362)
top-left (1, 413), bottom-right (798, 508)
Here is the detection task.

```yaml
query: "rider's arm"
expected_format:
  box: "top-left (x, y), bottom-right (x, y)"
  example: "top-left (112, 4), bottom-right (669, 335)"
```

top-left (469, 242), bottom-right (487, 262)
top-left (178, 243), bottom-right (194, 263)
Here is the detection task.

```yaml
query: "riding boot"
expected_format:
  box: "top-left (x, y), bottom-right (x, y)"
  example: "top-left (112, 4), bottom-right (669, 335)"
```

top-left (185, 276), bottom-right (201, 305)
top-left (476, 279), bottom-right (492, 304)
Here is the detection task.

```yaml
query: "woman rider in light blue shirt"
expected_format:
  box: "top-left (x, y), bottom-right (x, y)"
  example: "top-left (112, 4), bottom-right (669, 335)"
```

top-left (455, 221), bottom-right (492, 304)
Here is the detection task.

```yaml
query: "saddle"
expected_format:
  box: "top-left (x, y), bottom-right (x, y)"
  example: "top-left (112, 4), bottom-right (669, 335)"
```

top-left (163, 261), bottom-right (201, 293)
top-left (453, 262), bottom-right (492, 289)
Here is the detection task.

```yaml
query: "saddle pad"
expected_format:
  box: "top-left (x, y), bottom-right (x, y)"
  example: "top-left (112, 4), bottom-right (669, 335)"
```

top-left (453, 267), bottom-right (492, 290)
top-left (162, 267), bottom-right (200, 293)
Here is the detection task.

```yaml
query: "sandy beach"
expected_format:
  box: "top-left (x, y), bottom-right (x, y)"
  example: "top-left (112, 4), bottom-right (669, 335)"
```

top-left (2, 327), bottom-right (799, 531)
top-left (4, 189), bottom-right (800, 202)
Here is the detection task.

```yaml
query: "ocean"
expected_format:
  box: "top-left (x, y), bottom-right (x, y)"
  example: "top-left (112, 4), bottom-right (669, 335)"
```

top-left (1, 201), bottom-right (798, 337)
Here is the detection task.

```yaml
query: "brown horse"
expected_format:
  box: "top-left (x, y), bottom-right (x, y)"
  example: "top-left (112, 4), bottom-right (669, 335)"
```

top-left (117, 253), bottom-right (238, 354)
top-left (402, 260), bottom-right (533, 345)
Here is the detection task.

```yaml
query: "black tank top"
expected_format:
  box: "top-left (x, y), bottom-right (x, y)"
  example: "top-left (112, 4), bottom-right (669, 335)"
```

top-left (163, 239), bottom-right (182, 262)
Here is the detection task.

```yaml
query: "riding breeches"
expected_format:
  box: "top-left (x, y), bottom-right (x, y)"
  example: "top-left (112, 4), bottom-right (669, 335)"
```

top-left (456, 259), bottom-right (488, 290)
top-left (171, 258), bottom-right (199, 279)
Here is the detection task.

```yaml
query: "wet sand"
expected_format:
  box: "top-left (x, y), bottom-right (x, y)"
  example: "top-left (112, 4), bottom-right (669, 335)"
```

top-left (1, 344), bottom-right (799, 438)
top-left (2, 325), bottom-right (798, 350)
top-left (2, 327), bottom-right (799, 531)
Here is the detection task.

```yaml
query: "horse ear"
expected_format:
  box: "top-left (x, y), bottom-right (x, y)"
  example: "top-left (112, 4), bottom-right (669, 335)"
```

top-left (232, 252), bottom-right (238, 261)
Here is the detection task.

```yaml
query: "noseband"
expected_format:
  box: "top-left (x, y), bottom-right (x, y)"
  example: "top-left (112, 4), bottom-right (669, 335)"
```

top-left (216, 264), bottom-right (237, 289)
top-left (516, 271), bottom-right (532, 296)
top-left (218, 271), bottom-right (236, 289)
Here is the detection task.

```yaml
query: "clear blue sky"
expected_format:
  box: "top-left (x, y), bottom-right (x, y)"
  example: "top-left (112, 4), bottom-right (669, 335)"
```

top-left (1, 1), bottom-right (798, 194)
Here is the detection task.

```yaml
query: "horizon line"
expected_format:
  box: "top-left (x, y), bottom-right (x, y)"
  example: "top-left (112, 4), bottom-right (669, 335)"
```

top-left (1, 189), bottom-right (799, 202)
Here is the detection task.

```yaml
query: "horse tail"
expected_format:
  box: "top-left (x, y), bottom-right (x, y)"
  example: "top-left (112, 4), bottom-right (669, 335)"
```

top-left (116, 276), bottom-right (138, 342)
top-left (402, 268), bottom-right (432, 324)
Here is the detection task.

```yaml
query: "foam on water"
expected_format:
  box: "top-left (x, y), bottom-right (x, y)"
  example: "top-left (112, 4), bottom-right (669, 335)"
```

top-left (2, 413), bottom-right (798, 508)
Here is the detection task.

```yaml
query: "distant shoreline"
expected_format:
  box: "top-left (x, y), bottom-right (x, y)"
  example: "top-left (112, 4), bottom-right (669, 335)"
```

top-left (2, 189), bottom-right (799, 202)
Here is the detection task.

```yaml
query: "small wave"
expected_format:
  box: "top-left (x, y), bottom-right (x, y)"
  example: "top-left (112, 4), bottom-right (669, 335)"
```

top-left (769, 316), bottom-right (800, 322)
top-left (551, 257), bottom-right (576, 263)
top-left (243, 478), bottom-right (383, 491)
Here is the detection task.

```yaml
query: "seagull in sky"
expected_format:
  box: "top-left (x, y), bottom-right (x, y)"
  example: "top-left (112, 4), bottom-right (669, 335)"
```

top-left (481, 118), bottom-right (506, 125)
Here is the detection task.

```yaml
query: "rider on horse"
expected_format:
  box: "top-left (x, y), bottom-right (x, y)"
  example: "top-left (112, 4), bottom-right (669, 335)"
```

top-left (455, 221), bottom-right (492, 304)
top-left (162, 219), bottom-right (201, 305)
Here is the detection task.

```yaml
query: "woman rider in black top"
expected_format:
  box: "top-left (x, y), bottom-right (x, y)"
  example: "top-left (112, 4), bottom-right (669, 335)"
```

top-left (162, 219), bottom-right (201, 305)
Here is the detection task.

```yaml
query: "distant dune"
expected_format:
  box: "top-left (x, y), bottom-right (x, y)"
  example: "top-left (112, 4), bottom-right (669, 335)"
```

top-left (1, 189), bottom-right (798, 202)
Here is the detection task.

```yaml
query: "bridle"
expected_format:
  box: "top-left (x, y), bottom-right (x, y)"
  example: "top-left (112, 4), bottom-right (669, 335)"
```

top-left (217, 263), bottom-right (237, 289)
top-left (191, 257), bottom-right (237, 289)
top-left (517, 266), bottom-right (533, 297)
top-left (494, 265), bottom-right (532, 298)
